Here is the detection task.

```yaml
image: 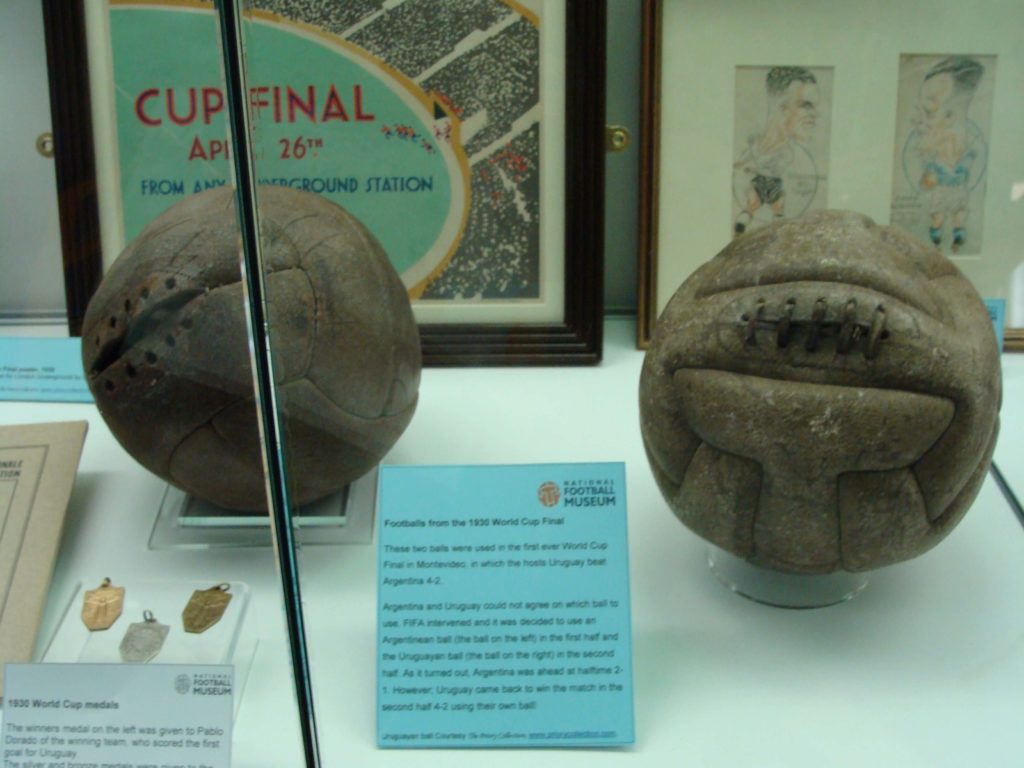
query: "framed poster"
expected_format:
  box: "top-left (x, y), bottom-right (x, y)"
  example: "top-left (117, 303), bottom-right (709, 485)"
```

top-left (55, 0), bottom-right (605, 365)
top-left (639, 0), bottom-right (1024, 351)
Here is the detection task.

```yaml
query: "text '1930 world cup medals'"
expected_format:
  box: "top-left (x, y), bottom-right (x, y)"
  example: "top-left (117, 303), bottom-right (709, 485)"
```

top-left (81, 577), bottom-right (124, 631)
top-left (182, 583), bottom-right (232, 633)
top-left (119, 610), bottom-right (169, 662)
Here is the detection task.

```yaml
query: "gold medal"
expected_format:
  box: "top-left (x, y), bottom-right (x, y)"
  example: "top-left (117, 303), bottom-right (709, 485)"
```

top-left (81, 578), bottom-right (124, 631)
top-left (182, 583), bottom-right (232, 633)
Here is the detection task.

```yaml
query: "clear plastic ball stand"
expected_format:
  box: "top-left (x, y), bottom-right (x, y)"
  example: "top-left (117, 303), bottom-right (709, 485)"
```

top-left (708, 547), bottom-right (870, 609)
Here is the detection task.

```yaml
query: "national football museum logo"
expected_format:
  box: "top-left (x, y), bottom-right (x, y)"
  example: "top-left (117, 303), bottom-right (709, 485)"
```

top-left (537, 481), bottom-right (561, 507)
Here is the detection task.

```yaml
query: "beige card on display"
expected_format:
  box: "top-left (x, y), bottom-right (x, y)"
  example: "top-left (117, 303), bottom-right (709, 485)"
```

top-left (0, 420), bottom-right (88, 695)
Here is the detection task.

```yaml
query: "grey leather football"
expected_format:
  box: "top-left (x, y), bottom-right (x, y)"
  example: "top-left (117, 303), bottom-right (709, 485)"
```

top-left (640, 210), bottom-right (1000, 574)
top-left (83, 186), bottom-right (421, 511)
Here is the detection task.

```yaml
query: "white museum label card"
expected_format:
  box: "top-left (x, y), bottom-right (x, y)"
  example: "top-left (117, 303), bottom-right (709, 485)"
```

top-left (376, 463), bottom-right (635, 748)
top-left (2, 663), bottom-right (232, 768)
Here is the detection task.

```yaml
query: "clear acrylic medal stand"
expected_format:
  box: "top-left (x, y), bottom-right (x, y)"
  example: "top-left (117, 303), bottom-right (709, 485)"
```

top-left (41, 580), bottom-right (257, 717)
top-left (148, 467), bottom-right (377, 549)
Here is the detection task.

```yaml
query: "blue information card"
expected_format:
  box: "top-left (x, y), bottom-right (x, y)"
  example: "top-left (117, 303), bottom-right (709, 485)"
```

top-left (377, 463), bottom-right (634, 748)
top-left (984, 298), bottom-right (1006, 350)
top-left (0, 338), bottom-right (92, 402)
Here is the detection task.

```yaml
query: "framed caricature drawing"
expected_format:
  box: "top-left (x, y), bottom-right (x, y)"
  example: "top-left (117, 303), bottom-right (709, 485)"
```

top-left (639, 0), bottom-right (1024, 350)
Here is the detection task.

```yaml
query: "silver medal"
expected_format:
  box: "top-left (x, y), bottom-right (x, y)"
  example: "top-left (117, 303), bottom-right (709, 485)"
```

top-left (119, 610), bottom-right (169, 663)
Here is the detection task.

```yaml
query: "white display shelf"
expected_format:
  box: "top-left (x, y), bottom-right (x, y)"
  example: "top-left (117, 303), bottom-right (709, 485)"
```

top-left (296, 319), bottom-right (1024, 767)
top-left (1, 317), bottom-right (1022, 767)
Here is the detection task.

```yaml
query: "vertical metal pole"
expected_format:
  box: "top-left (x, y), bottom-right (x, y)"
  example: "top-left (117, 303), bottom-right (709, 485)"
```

top-left (213, 1), bottom-right (321, 765)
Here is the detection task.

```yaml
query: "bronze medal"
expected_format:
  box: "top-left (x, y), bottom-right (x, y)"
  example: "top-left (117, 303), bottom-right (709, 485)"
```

top-left (182, 583), bottom-right (232, 633)
top-left (81, 578), bottom-right (124, 631)
top-left (119, 610), bottom-right (169, 663)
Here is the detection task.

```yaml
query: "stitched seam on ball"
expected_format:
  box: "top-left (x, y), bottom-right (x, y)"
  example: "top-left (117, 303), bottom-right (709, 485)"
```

top-left (278, 210), bottom-right (408, 418)
top-left (137, 216), bottom-right (193, 245)
top-left (165, 399), bottom-right (244, 476)
top-left (668, 367), bottom-right (961, 405)
top-left (166, 233), bottom-right (203, 268)
top-left (291, 265), bottom-right (317, 384)
top-left (280, 213), bottom-right (320, 234)
top-left (907, 467), bottom-right (937, 529)
top-left (916, 408), bottom-right (997, 528)
top-left (289, 377), bottom-right (417, 424)
top-left (349, 210), bottom-right (401, 412)
top-left (695, 277), bottom-right (938, 320)
top-left (274, 213), bottom-right (328, 385)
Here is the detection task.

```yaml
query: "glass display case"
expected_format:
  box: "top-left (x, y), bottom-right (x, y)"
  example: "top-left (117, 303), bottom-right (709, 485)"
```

top-left (1, 1), bottom-right (1022, 767)
top-left (1, 1), bottom-right (310, 764)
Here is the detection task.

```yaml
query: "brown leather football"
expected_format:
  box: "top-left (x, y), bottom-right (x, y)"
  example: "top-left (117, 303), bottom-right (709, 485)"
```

top-left (640, 210), bottom-right (1000, 574)
top-left (83, 186), bottom-right (421, 511)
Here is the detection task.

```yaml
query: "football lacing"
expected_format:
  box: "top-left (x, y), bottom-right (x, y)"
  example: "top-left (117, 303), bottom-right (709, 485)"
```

top-left (740, 299), bottom-right (888, 359)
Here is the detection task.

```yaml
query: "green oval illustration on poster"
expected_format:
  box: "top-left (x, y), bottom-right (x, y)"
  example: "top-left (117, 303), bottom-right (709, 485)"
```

top-left (248, 16), bottom-right (468, 291)
top-left (112, 5), bottom-right (468, 294)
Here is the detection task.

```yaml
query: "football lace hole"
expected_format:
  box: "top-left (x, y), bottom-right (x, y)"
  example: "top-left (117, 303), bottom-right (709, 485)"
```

top-left (165, 335), bottom-right (176, 347)
top-left (109, 317), bottom-right (117, 328)
top-left (165, 277), bottom-right (176, 290)
top-left (181, 318), bottom-right (193, 330)
top-left (124, 299), bottom-right (131, 313)
top-left (126, 364), bottom-right (137, 378)
top-left (104, 380), bottom-right (115, 391)
top-left (145, 351), bottom-right (157, 364)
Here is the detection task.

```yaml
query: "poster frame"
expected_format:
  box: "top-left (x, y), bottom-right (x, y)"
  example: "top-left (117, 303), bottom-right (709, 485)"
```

top-left (47, 0), bottom-right (606, 365)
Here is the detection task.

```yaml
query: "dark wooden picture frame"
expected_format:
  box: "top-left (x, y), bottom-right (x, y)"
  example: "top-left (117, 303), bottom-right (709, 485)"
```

top-left (41, 0), bottom-right (103, 337)
top-left (44, 0), bottom-right (605, 365)
top-left (637, 0), bottom-right (662, 349)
